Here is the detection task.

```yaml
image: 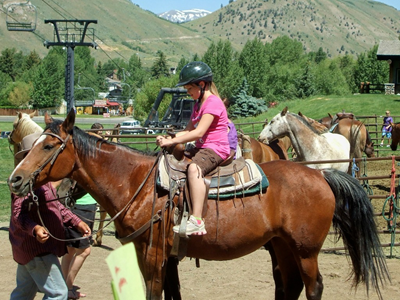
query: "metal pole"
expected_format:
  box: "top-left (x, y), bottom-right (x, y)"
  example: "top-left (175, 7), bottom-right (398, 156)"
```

top-left (65, 45), bottom-right (75, 114)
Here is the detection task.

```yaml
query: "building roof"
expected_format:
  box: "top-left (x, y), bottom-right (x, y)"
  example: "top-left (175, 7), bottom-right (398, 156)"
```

top-left (377, 40), bottom-right (400, 60)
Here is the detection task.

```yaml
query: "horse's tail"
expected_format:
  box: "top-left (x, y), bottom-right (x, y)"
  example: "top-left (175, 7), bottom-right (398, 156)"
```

top-left (322, 168), bottom-right (390, 299)
top-left (349, 121), bottom-right (363, 158)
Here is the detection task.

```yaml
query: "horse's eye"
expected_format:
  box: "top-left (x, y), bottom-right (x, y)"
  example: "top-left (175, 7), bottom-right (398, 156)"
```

top-left (44, 144), bottom-right (54, 150)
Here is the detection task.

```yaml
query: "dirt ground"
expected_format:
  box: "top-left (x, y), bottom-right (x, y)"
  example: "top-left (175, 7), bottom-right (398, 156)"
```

top-left (1, 159), bottom-right (400, 300)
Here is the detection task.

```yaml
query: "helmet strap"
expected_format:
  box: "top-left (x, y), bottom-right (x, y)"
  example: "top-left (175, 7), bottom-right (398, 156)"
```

top-left (196, 82), bottom-right (208, 101)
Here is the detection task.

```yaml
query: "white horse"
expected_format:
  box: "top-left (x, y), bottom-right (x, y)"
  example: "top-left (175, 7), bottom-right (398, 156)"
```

top-left (258, 107), bottom-right (350, 172)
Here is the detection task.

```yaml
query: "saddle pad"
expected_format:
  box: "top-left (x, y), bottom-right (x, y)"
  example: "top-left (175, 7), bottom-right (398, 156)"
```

top-left (158, 156), bottom-right (265, 198)
top-left (208, 159), bottom-right (262, 195)
top-left (158, 155), bottom-right (172, 190)
top-left (208, 164), bottom-right (269, 199)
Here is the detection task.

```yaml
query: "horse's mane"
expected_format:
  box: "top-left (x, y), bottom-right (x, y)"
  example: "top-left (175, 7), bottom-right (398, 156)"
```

top-left (45, 119), bottom-right (157, 159)
top-left (16, 114), bottom-right (42, 136)
top-left (289, 113), bottom-right (323, 135)
top-left (298, 112), bottom-right (329, 134)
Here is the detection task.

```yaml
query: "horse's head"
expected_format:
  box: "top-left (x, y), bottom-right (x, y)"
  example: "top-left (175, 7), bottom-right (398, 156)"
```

top-left (364, 142), bottom-right (375, 158)
top-left (390, 122), bottom-right (399, 151)
top-left (318, 114), bottom-right (333, 129)
top-left (8, 110), bottom-right (77, 196)
top-left (8, 111), bottom-right (41, 145)
top-left (258, 107), bottom-right (289, 144)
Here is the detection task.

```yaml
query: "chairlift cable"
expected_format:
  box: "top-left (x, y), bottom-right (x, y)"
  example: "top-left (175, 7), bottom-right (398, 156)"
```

top-left (42, 0), bottom-right (129, 62)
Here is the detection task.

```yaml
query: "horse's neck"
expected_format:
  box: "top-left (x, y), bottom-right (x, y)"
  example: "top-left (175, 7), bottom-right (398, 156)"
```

top-left (73, 145), bottom-right (156, 215)
top-left (286, 116), bottom-right (320, 161)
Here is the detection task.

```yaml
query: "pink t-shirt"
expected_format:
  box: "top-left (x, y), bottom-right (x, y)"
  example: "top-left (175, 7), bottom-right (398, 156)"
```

top-left (191, 94), bottom-right (230, 160)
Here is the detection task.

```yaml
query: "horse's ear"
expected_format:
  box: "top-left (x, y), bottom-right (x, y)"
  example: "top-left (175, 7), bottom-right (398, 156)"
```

top-left (328, 113), bottom-right (333, 119)
top-left (281, 107), bottom-right (288, 116)
top-left (62, 109), bottom-right (76, 133)
top-left (17, 111), bottom-right (23, 119)
top-left (44, 112), bottom-right (54, 125)
top-left (298, 111), bottom-right (304, 117)
top-left (29, 111), bottom-right (36, 118)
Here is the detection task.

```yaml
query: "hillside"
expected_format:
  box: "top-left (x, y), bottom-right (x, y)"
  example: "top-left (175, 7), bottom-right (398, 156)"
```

top-left (184, 0), bottom-right (400, 57)
top-left (0, 0), bottom-right (399, 66)
top-left (0, 0), bottom-right (211, 67)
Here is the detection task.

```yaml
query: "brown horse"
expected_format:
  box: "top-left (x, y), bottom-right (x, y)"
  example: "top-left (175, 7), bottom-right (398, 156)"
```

top-left (7, 113), bottom-right (116, 247)
top-left (9, 110), bottom-right (389, 300)
top-left (238, 132), bottom-right (288, 163)
top-left (319, 113), bottom-right (375, 158)
top-left (390, 122), bottom-right (400, 151)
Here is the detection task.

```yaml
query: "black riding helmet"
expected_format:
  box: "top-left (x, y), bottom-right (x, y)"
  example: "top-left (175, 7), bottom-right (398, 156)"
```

top-left (176, 61), bottom-right (213, 87)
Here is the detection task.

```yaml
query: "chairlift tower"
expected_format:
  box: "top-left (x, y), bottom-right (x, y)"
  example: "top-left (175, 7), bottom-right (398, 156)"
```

top-left (44, 20), bottom-right (97, 114)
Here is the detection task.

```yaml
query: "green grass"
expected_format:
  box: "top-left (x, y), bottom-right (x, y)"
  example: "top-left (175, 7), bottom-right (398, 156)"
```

top-left (1, 93), bottom-right (399, 221)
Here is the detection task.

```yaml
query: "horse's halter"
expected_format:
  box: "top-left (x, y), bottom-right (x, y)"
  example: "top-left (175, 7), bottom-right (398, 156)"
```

top-left (28, 131), bottom-right (71, 190)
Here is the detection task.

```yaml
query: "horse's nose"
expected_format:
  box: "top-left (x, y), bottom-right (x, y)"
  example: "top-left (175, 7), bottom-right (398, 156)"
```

top-left (8, 175), bottom-right (24, 193)
top-left (258, 136), bottom-right (269, 144)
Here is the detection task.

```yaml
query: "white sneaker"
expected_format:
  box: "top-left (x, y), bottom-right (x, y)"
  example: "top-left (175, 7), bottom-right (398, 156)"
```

top-left (173, 215), bottom-right (207, 235)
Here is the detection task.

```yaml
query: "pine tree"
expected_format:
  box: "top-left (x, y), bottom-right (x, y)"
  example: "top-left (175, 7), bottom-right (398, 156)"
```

top-left (151, 50), bottom-right (169, 79)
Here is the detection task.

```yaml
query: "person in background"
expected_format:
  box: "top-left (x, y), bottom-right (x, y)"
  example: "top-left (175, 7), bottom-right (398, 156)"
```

top-left (90, 122), bottom-right (104, 136)
top-left (223, 98), bottom-right (238, 157)
top-left (380, 110), bottom-right (393, 147)
top-left (61, 123), bottom-right (100, 299)
top-left (9, 132), bottom-right (91, 300)
top-left (156, 61), bottom-right (230, 236)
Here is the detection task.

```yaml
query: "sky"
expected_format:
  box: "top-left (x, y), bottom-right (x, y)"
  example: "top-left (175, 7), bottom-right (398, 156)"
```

top-left (131, 0), bottom-right (400, 14)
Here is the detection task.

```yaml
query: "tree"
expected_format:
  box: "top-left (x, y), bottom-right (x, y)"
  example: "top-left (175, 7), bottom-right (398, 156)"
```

top-left (353, 45), bottom-right (388, 90)
top-left (24, 50), bottom-right (41, 71)
top-left (268, 36), bottom-right (305, 66)
top-left (8, 81), bottom-right (32, 107)
top-left (134, 75), bottom-right (178, 121)
top-left (0, 48), bottom-right (19, 81)
top-left (295, 61), bottom-right (316, 98)
top-left (229, 78), bottom-right (268, 118)
top-left (202, 40), bottom-right (243, 99)
top-left (31, 50), bottom-right (65, 108)
top-left (151, 50), bottom-right (169, 79)
top-left (176, 57), bottom-right (189, 74)
top-left (239, 38), bottom-right (269, 98)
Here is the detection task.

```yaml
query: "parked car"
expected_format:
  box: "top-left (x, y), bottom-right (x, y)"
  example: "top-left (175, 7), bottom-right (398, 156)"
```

top-left (0, 131), bottom-right (10, 139)
top-left (120, 120), bottom-right (141, 134)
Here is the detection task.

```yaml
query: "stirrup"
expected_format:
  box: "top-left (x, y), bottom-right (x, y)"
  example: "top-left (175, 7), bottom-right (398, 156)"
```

top-left (178, 211), bottom-right (189, 238)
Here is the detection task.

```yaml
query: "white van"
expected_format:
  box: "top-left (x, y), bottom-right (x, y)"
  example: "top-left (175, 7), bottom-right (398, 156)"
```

top-left (120, 120), bottom-right (141, 134)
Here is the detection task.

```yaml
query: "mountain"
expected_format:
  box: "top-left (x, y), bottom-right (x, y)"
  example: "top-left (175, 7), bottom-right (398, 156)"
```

top-left (158, 9), bottom-right (211, 23)
top-left (0, 0), bottom-right (400, 65)
top-left (183, 0), bottom-right (400, 57)
top-left (0, 0), bottom-right (212, 67)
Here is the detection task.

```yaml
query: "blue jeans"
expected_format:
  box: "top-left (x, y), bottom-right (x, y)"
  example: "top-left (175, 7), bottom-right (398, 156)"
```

top-left (11, 254), bottom-right (68, 300)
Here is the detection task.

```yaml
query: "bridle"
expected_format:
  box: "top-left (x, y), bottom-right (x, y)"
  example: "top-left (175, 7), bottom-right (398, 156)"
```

top-left (27, 130), bottom-right (166, 247)
top-left (29, 132), bottom-right (71, 184)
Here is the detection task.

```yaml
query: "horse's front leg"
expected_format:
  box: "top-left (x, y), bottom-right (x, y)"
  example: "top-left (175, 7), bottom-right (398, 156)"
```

top-left (93, 207), bottom-right (107, 246)
top-left (137, 242), bottom-right (169, 299)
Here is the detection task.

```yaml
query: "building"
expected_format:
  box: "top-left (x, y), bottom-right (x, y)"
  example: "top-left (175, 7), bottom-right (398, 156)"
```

top-left (376, 40), bottom-right (400, 95)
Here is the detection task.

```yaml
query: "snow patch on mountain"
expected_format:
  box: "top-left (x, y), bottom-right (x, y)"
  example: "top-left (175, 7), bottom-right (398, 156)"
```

top-left (159, 9), bottom-right (211, 23)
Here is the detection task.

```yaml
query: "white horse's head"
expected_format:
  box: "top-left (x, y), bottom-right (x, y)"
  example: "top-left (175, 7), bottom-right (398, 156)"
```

top-left (258, 107), bottom-right (289, 144)
top-left (9, 111), bottom-right (42, 145)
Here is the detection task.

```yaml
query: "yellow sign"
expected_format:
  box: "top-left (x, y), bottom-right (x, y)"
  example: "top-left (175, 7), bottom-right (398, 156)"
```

top-left (106, 243), bottom-right (145, 300)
